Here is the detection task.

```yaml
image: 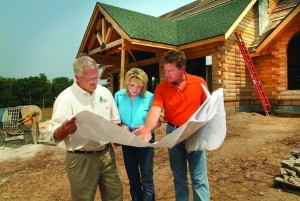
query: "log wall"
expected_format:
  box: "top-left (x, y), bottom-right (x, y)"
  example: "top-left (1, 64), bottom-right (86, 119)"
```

top-left (269, 0), bottom-right (280, 13)
top-left (219, 7), bottom-right (257, 102)
top-left (253, 13), bottom-right (300, 104)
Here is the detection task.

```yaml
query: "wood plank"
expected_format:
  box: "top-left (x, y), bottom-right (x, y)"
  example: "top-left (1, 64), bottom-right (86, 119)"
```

top-left (88, 19), bottom-right (102, 51)
top-left (105, 26), bottom-right (113, 44)
top-left (90, 55), bottom-right (121, 66)
top-left (96, 32), bottom-right (103, 46)
top-left (123, 40), bottom-right (166, 54)
top-left (126, 57), bottom-right (161, 68)
top-left (102, 18), bottom-right (106, 42)
top-left (178, 35), bottom-right (224, 50)
top-left (77, 6), bottom-right (101, 57)
top-left (119, 39), bottom-right (125, 89)
top-left (130, 39), bottom-right (176, 50)
top-left (88, 39), bottom-right (122, 55)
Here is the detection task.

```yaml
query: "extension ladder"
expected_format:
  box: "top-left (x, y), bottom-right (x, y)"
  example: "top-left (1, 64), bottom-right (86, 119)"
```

top-left (235, 32), bottom-right (272, 116)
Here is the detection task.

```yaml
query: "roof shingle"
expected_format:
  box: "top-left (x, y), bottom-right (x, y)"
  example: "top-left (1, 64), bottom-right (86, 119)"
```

top-left (99, 0), bottom-right (251, 45)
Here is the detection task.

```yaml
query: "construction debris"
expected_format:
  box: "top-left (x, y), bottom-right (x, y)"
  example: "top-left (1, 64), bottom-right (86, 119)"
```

top-left (274, 151), bottom-right (300, 195)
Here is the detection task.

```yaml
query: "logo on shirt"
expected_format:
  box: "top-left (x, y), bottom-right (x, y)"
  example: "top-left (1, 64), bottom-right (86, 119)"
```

top-left (99, 95), bottom-right (107, 103)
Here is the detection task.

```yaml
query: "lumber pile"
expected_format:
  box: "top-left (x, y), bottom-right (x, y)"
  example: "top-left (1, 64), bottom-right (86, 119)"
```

top-left (274, 151), bottom-right (300, 194)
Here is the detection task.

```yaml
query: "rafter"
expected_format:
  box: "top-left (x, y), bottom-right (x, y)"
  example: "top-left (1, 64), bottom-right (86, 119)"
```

top-left (102, 18), bottom-right (106, 42)
top-left (88, 19), bottom-right (102, 51)
top-left (88, 39), bottom-right (122, 55)
top-left (104, 24), bottom-right (113, 44)
top-left (96, 32), bottom-right (104, 47)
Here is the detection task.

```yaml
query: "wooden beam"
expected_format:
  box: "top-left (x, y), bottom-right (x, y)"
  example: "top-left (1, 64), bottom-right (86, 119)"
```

top-left (90, 55), bottom-right (121, 66)
top-left (178, 35), bottom-right (225, 50)
top-left (120, 39), bottom-right (125, 89)
top-left (98, 64), bottom-right (114, 70)
top-left (126, 57), bottom-right (161, 68)
top-left (123, 39), bottom-right (166, 54)
top-left (127, 49), bottom-right (138, 63)
top-left (96, 32), bottom-right (103, 46)
top-left (78, 52), bottom-right (88, 57)
top-left (102, 18), bottom-right (106, 42)
top-left (88, 39), bottom-right (122, 55)
top-left (130, 39), bottom-right (176, 50)
top-left (256, 5), bottom-right (300, 53)
top-left (105, 26), bottom-right (113, 44)
top-left (77, 5), bottom-right (100, 58)
top-left (108, 47), bottom-right (122, 55)
top-left (88, 19), bottom-right (102, 51)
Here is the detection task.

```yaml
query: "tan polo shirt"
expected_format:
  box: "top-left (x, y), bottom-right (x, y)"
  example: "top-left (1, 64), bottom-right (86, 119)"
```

top-left (49, 81), bottom-right (121, 151)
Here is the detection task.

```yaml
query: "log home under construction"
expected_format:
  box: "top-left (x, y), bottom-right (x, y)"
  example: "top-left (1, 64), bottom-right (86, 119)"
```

top-left (77, 0), bottom-right (300, 114)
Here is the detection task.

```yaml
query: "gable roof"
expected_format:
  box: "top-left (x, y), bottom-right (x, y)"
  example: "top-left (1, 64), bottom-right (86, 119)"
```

top-left (99, 0), bottom-right (252, 46)
top-left (253, 0), bottom-right (300, 53)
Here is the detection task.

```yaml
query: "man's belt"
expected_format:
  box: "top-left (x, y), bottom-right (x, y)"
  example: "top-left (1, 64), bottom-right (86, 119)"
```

top-left (168, 122), bottom-right (180, 129)
top-left (68, 144), bottom-right (109, 154)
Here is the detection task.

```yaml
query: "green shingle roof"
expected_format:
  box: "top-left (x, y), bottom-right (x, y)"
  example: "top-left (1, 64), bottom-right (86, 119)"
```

top-left (99, 0), bottom-right (251, 46)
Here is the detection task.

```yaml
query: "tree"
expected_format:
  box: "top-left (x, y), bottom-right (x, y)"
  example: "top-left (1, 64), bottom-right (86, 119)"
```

top-left (0, 77), bottom-right (16, 107)
top-left (0, 75), bottom-right (73, 108)
top-left (51, 77), bottom-right (73, 100)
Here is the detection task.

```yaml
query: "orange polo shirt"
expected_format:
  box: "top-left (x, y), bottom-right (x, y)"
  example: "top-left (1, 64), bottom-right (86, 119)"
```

top-left (152, 73), bottom-right (208, 127)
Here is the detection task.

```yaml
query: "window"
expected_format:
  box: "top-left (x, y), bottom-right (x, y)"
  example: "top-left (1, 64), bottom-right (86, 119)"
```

top-left (287, 32), bottom-right (300, 90)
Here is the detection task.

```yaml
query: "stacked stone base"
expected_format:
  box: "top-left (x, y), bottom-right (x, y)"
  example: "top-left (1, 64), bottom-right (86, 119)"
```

top-left (274, 151), bottom-right (300, 194)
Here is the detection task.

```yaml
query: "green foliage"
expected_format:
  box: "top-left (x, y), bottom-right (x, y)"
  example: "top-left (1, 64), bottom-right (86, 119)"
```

top-left (51, 77), bottom-right (73, 99)
top-left (0, 77), bottom-right (16, 107)
top-left (0, 75), bottom-right (73, 108)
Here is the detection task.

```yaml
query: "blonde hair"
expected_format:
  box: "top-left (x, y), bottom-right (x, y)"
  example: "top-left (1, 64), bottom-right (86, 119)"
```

top-left (124, 68), bottom-right (148, 96)
top-left (73, 56), bottom-right (98, 75)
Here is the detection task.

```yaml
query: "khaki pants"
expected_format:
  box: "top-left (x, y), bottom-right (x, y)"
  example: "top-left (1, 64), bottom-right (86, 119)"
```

top-left (65, 144), bottom-right (123, 201)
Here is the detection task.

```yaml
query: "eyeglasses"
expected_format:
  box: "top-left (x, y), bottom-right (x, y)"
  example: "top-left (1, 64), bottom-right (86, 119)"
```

top-left (79, 76), bottom-right (99, 82)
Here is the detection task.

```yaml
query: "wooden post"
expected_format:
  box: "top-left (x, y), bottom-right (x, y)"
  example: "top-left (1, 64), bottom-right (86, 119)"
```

top-left (120, 38), bottom-right (125, 89)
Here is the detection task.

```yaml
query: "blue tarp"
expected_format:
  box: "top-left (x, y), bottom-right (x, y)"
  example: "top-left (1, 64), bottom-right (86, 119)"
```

top-left (0, 108), bottom-right (5, 122)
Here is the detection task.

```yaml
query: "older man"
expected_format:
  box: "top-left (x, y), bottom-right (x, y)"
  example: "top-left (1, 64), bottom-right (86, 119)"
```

top-left (49, 56), bottom-right (122, 201)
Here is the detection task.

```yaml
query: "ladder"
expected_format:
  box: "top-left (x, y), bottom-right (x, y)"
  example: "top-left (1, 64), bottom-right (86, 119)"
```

top-left (235, 32), bottom-right (272, 116)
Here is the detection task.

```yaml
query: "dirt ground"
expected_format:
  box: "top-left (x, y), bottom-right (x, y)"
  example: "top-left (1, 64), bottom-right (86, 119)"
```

top-left (0, 110), bottom-right (299, 201)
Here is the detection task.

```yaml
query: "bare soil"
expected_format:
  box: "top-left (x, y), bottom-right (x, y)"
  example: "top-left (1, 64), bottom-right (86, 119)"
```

top-left (0, 110), bottom-right (299, 201)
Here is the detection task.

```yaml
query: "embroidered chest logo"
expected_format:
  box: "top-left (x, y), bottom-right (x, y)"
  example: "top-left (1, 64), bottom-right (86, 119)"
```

top-left (99, 95), bottom-right (107, 103)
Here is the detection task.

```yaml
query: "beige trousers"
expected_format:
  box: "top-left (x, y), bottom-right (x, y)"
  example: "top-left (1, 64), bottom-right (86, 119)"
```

top-left (65, 144), bottom-right (123, 201)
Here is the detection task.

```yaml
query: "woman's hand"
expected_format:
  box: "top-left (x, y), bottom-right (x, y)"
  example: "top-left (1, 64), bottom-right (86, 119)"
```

top-left (132, 125), bottom-right (143, 135)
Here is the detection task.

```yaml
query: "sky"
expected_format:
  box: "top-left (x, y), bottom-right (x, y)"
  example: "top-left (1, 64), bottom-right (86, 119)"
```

top-left (0, 0), bottom-right (195, 81)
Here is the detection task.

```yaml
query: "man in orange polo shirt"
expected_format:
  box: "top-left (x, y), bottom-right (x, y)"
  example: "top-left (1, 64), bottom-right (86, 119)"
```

top-left (140, 49), bottom-right (210, 201)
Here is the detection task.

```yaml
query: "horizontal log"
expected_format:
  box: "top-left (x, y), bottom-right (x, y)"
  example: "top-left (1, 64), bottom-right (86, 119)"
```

top-left (279, 91), bottom-right (300, 96)
top-left (223, 67), bottom-right (247, 73)
top-left (223, 83), bottom-right (253, 89)
top-left (278, 95), bottom-right (300, 100)
top-left (223, 92), bottom-right (255, 97)
top-left (221, 74), bottom-right (247, 81)
top-left (224, 88), bottom-right (254, 93)
top-left (224, 96), bottom-right (256, 101)
top-left (276, 100), bottom-right (300, 105)
top-left (222, 80), bottom-right (249, 84)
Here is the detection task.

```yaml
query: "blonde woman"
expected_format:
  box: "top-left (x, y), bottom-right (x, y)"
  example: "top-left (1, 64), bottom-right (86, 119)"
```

top-left (114, 68), bottom-right (160, 201)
